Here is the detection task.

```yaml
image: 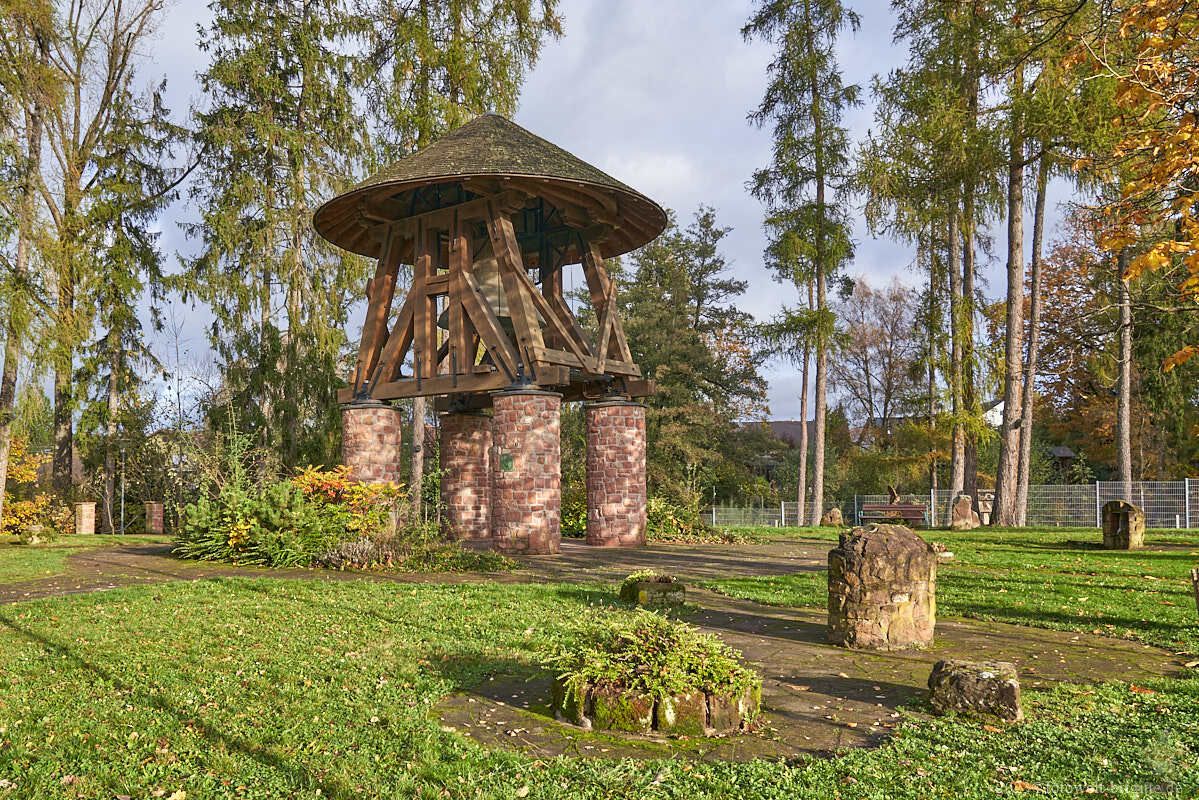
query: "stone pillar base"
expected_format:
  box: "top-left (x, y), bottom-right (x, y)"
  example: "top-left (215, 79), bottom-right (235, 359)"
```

top-left (585, 399), bottom-right (647, 547)
top-left (341, 401), bottom-right (403, 484)
top-left (490, 389), bottom-right (561, 555)
top-left (440, 411), bottom-right (492, 542)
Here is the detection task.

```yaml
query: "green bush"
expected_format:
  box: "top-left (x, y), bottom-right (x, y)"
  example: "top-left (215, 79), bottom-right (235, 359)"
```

top-left (174, 477), bottom-right (351, 567)
top-left (545, 609), bottom-right (760, 701)
top-left (646, 497), bottom-right (751, 544)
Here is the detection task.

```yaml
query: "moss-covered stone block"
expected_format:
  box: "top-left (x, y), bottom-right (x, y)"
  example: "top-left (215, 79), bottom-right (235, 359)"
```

top-left (652, 690), bottom-right (707, 736)
top-left (707, 685), bottom-right (761, 733)
top-left (589, 684), bottom-right (654, 733)
top-left (551, 676), bottom-right (590, 727)
top-left (619, 580), bottom-right (685, 607)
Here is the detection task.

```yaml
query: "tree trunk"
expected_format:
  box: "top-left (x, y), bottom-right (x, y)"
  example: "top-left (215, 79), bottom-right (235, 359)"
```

top-left (928, 231), bottom-right (939, 527)
top-left (0, 320), bottom-right (20, 530)
top-left (948, 202), bottom-right (965, 496)
top-left (796, 283), bottom-right (812, 524)
top-left (103, 341), bottom-right (120, 534)
top-left (962, 190), bottom-right (979, 505)
top-left (1115, 248), bottom-right (1133, 500)
top-left (993, 63), bottom-right (1026, 527)
top-left (0, 102), bottom-right (40, 531)
top-left (806, 0), bottom-right (828, 527)
top-left (1016, 155), bottom-right (1049, 525)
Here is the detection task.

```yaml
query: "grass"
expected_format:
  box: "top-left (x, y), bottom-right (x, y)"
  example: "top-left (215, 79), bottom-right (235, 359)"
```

top-left (709, 526), bottom-right (1199, 654)
top-left (0, 577), bottom-right (1195, 799)
top-left (0, 534), bottom-right (170, 584)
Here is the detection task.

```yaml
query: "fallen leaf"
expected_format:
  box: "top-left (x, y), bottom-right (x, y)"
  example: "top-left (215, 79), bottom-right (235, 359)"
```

top-left (983, 724), bottom-right (1002, 733)
top-left (1129, 685), bottom-right (1156, 694)
top-left (516, 786), bottom-right (530, 798)
top-left (1013, 780), bottom-right (1044, 792)
top-left (1184, 660), bottom-right (1199, 669)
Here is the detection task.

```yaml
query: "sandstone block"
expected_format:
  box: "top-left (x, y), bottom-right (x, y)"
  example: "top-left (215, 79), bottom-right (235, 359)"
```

top-left (828, 524), bottom-right (936, 650)
top-left (928, 659), bottom-right (1023, 721)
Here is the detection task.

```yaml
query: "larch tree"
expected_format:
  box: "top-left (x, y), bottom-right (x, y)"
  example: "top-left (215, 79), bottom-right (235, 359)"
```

top-left (744, 0), bottom-right (860, 525)
top-left (354, 0), bottom-right (562, 514)
top-left (184, 0), bottom-right (367, 471)
top-left (76, 83), bottom-right (185, 532)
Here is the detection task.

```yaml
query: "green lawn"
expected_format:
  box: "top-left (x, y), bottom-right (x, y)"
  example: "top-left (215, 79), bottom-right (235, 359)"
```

top-left (0, 535), bottom-right (171, 584)
top-left (0, 573), bottom-right (1197, 799)
top-left (710, 526), bottom-right (1199, 654)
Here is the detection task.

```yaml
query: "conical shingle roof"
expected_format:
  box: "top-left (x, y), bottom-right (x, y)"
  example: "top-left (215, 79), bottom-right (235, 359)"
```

top-left (313, 114), bottom-right (667, 259)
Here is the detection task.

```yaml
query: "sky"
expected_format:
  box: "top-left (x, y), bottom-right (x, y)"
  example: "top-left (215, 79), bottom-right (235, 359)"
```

top-left (146, 0), bottom-right (1057, 420)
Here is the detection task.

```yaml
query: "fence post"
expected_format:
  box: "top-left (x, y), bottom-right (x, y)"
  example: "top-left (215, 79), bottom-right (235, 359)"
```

top-left (1187, 478), bottom-right (1193, 529)
top-left (781, 501), bottom-right (786, 527)
top-left (1094, 482), bottom-right (1101, 528)
top-left (854, 495), bottom-right (860, 526)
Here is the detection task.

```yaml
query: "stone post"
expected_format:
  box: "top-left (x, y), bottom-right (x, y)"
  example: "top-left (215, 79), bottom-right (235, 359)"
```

top-left (340, 401), bottom-right (404, 484)
top-left (490, 389), bottom-right (561, 554)
top-left (827, 524), bottom-right (937, 650)
top-left (144, 501), bottom-right (164, 534)
top-left (440, 411), bottom-right (492, 542)
top-left (585, 399), bottom-right (647, 547)
top-left (74, 501), bottom-right (96, 536)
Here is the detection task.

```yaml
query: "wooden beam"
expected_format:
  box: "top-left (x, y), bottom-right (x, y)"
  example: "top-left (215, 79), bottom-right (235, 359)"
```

top-left (448, 211), bottom-right (473, 379)
top-left (371, 370), bottom-right (509, 400)
top-left (412, 218), bottom-right (437, 382)
top-left (352, 226), bottom-right (402, 392)
top-left (487, 201), bottom-right (545, 380)
top-left (460, 270), bottom-right (519, 380)
top-left (368, 275), bottom-right (418, 388)
top-left (528, 345), bottom-right (641, 377)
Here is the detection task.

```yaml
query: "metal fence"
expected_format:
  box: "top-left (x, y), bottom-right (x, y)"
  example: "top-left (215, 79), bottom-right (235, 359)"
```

top-left (707, 478), bottom-right (1199, 529)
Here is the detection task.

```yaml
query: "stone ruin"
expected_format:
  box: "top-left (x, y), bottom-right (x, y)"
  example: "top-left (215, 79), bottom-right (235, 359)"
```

top-left (928, 659), bottom-right (1023, 722)
top-left (827, 523), bottom-right (937, 650)
top-left (1102, 500), bottom-right (1145, 550)
top-left (949, 494), bottom-right (980, 531)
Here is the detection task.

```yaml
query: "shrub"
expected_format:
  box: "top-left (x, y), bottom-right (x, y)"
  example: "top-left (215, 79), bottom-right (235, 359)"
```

top-left (545, 609), bottom-right (761, 702)
top-left (645, 497), bottom-right (750, 544)
top-left (1, 439), bottom-right (73, 542)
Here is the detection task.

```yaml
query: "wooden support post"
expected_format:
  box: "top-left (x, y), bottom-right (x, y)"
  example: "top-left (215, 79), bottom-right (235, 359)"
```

top-left (448, 211), bottom-right (472, 384)
top-left (413, 219), bottom-right (437, 384)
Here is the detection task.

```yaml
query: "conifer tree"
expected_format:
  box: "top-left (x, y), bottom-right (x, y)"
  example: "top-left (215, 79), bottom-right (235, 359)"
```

top-left (745, 0), bottom-right (860, 525)
top-left (184, 0), bottom-right (367, 469)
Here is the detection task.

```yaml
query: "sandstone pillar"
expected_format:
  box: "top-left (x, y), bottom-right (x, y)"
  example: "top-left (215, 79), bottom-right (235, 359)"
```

top-left (585, 399), bottom-right (647, 547)
top-left (144, 501), bottom-right (164, 534)
top-left (490, 389), bottom-right (561, 554)
top-left (341, 401), bottom-right (403, 484)
top-left (74, 501), bottom-right (96, 536)
top-left (440, 411), bottom-right (492, 542)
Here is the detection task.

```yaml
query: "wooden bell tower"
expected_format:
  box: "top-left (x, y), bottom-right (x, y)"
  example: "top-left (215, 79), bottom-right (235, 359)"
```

top-left (313, 114), bottom-right (668, 409)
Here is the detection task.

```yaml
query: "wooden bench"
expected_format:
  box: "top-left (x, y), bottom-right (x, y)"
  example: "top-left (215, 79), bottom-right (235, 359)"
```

top-left (859, 503), bottom-right (927, 528)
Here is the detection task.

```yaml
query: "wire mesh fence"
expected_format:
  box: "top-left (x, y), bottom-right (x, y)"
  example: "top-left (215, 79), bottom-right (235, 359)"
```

top-left (706, 479), bottom-right (1199, 529)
